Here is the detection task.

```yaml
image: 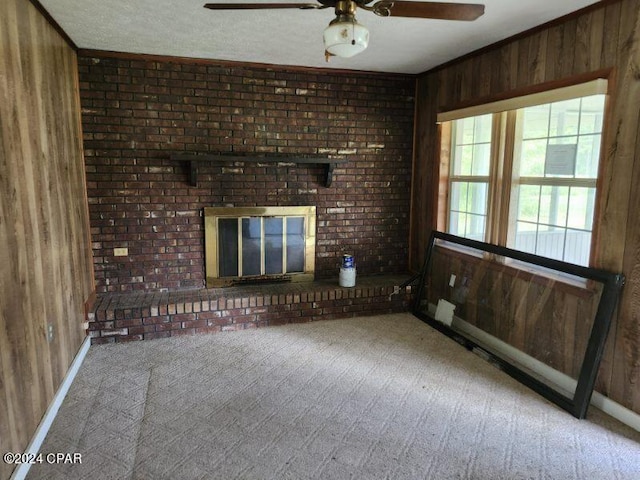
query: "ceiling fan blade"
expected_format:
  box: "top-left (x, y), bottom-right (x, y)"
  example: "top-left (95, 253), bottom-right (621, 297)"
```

top-left (204, 3), bottom-right (325, 10)
top-left (376, 1), bottom-right (484, 21)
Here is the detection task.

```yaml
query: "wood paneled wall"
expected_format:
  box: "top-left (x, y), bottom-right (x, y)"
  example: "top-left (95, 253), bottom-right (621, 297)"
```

top-left (410, 0), bottom-right (640, 414)
top-left (0, 1), bottom-right (94, 478)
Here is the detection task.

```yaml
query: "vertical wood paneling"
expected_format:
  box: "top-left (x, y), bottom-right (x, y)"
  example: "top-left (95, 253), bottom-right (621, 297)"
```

top-left (409, 74), bottom-right (438, 267)
top-left (0, 0), bottom-right (94, 478)
top-left (601, 2), bottom-right (621, 66)
top-left (544, 23), bottom-right (565, 81)
top-left (560, 19), bottom-right (578, 78)
top-left (516, 35), bottom-right (532, 88)
top-left (601, 0), bottom-right (640, 412)
top-left (588, 2), bottom-right (626, 400)
top-left (611, 0), bottom-right (640, 408)
top-left (528, 30), bottom-right (548, 86)
top-left (410, 0), bottom-right (640, 414)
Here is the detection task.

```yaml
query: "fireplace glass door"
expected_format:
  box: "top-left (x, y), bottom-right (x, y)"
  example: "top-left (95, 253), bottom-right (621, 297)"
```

top-left (218, 216), bottom-right (305, 278)
top-left (205, 206), bottom-right (315, 287)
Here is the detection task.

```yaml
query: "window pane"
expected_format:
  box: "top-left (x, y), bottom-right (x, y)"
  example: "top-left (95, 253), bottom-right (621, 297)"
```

top-left (218, 218), bottom-right (238, 277)
top-left (456, 116), bottom-right (476, 145)
top-left (264, 218), bottom-right (283, 275)
top-left (549, 99), bottom-right (581, 137)
top-left (564, 229), bottom-right (592, 265)
top-left (468, 182), bottom-right (488, 215)
top-left (537, 187), bottom-right (553, 226)
top-left (474, 114), bottom-right (493, 143)
top-left (579, 96), bottom-right (605, 135)
top-left (535, 225), bottom-right (566, 261)
top-left (517, 185), bottom-right (540, 223)
top-left (241, 218), bottom-right (261, 276)
top-left (456, 114), bottom-right (492, 144)
top-left (575, 134), bottom-right (601, 178)
top-left (538, 186), bottom-right (569, 227)
top-left (452, 114), bottom-right (492, 178)
top-left (454, 145), bottom-right (474, 176)
top-left (449, 211), bottom-right (466, 237)
top-left (567, 187), bottom-right (595, 230)
top-left (472, 143), bottom-right (491, 175)
top-left (450, 182), bottom-right (468, 212)
top-left (520, 139), bottom-right (547, 176)
top-left (449, 209), bottom-right (487, 241)
top-left (467, 214), bottom-right (486, 241)
top-left (286, 217), bottom-right (305, 272)
top-left (514, 221), bottom-right (538, 254)
top-left (522, 103), bottom-right (550, 139)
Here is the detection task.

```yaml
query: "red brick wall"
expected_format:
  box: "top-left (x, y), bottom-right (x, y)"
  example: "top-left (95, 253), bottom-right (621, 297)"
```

top-left (78, 53), bottom-right (415, 293)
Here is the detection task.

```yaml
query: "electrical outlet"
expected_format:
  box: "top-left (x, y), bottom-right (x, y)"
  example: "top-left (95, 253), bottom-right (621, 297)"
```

top-left (449, 274), bottom-right (457, 287)
top-left (47, 323), bottom-right (54, 343)
top-left (114, 247), bottom-right (128, 257)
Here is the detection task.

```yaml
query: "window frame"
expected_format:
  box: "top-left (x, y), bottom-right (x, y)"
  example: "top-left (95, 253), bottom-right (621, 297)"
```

top-left (446, 113), bottom-right (494, 242)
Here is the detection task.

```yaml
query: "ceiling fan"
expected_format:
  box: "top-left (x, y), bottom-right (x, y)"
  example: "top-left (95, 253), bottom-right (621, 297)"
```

top-left (204, 1), bottom-right (485, 60)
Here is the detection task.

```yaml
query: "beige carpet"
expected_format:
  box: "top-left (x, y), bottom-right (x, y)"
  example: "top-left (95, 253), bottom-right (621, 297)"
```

top-left (28, 313), bottom-right (640, 479)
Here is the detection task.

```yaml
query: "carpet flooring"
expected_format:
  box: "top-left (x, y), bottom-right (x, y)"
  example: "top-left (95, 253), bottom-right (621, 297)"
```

top-left (28, 313), bottom-right (640, 479)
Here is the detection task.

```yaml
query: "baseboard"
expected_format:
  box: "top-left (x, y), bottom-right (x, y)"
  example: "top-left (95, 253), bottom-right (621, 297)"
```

top-left (10, 336), bottom-right (91, 480)
top-left (591, 391), bottom-right (640, 432)
top-left (444, 313), bottom-right (640, 433)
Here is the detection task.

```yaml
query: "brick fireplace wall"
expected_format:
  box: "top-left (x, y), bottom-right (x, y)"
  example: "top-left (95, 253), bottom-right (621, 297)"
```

top-left (78, 52), bottom-right (416, 293)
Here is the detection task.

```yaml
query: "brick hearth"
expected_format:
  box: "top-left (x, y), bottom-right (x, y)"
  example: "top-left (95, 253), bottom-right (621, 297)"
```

top-left (88, 274), bottom-right (415, 343)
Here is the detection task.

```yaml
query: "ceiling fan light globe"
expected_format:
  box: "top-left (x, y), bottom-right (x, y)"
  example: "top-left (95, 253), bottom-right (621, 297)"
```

top-left (323, 21), bottom-right (369, 58)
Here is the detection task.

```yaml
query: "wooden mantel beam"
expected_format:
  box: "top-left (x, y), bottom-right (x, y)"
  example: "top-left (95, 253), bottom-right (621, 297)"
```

top-left (169, 154), bottom-right (347, 188)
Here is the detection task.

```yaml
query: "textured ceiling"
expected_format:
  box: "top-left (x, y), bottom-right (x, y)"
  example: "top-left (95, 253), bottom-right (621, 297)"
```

top-left (41, 0), bottom-right (600, 74)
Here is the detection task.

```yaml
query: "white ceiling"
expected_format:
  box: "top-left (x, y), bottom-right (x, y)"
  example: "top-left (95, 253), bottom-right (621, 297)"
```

top-left (41, 0), bottom-right (600, 74)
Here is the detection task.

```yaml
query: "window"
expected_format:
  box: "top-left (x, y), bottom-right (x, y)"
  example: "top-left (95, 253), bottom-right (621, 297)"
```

top-left (448, 114), bottom-right (492, 241)
top-left (439, 79), bottom-right (607, 266)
